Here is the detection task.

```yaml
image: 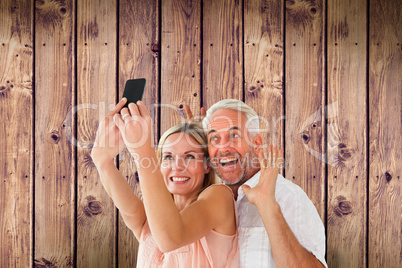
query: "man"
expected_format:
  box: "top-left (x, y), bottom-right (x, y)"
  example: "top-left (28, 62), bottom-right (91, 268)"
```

top-left (191, 99), bottom-right (327, 267)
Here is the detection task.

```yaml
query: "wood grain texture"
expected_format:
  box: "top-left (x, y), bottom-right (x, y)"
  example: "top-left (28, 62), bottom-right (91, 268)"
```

top-left (76, 0), bottom-right (117, 267)
top-left (285, 0), bottom-right (326, 220)
top-left (369, 0), bottom-right (402, 267)
top-left (203, 0), bottom-right (243, 107)
top-left (118, 0), bottom-right (159, 266)
top-left (34, 0), bottom-right (75, 266)
top-left (244, 0), bottom-right (284, 148)
top-left (327, 0), bottom-right (367, 267)
top-left (0, 0), bottom-right (33, 267)
top-left (160, 0), bottom-right (201, 133)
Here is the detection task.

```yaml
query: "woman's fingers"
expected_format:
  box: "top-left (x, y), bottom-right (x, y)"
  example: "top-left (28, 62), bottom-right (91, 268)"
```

top-left (107, 98), bottom-right (127, 117)
top-left (136, 101), bottom-right (150, 118)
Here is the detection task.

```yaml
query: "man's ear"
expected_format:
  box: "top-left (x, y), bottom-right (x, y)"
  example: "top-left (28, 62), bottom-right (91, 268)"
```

top-left (252, 134), bottom-right (263, 155)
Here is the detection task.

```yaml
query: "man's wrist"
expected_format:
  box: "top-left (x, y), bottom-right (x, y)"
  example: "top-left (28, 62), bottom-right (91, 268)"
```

top-left (256, 198), bottom-right (280, 216)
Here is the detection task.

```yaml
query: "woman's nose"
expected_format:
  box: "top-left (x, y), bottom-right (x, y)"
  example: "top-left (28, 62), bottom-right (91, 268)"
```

top-left (172, 156), bottom-right (185, 170)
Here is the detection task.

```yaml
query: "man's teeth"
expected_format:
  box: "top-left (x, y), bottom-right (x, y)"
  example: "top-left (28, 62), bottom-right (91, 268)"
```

top-left (171, 177), bottom-right (190, 182)
top-left (219, 158), bottom-right (237, 164)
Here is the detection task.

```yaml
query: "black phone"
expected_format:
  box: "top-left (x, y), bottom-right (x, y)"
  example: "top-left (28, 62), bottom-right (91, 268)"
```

top-left (122, 78), bottom-right (146, 109)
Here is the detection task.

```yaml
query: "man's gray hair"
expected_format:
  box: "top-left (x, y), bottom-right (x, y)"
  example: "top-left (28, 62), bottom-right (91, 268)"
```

top-left (202, 99), bottom-right (259, 136)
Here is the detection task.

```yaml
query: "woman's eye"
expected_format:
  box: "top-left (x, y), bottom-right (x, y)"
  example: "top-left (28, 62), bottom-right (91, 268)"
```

top-left (210, 136), bottom-right (217, 142)
top-left (163, 155), bottom-right (173, 160)
top-left (231, 133), bottom-right (240, 138)
top-left (185, 155), bottom-right (195, 159)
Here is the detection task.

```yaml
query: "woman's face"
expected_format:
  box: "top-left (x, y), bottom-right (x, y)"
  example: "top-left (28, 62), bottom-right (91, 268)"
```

top-left (160, 133), bottom-right (210, 198)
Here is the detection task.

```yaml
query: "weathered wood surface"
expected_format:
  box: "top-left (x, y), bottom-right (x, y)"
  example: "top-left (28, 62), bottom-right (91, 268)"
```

top-left (327, 0), bottom-right (368, 267)
top-left (0, 0), bottom-right (33, 267)
top-left (160, 0), bottom-right (201, 133)
top-left (118, 0), bottom-right (159, 266)
top-left (1, 0), bottom-right (402, 267)
top-left (34, 0), bottom-right (75, 267)
top-left (285, 0), bottom-right (326, 220)
top-left (203, 0), bottom-right (243, 107)
top-left (76, 0), bottom-right (117, 267)
top-left (369, 0), bottom-right (402, 267)
top-left (244, 0), bottom-right (284, 148)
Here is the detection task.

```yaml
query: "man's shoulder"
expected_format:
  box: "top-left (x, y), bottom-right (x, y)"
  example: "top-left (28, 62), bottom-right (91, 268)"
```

top-left (274, 175), bottom-right (311, 204)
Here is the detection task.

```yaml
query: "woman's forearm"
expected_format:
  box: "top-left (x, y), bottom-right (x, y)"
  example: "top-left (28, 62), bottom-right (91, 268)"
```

top-left (134, 151), bottom-right (185, 251)
top-left (94, 159), bottom-right (142, 217)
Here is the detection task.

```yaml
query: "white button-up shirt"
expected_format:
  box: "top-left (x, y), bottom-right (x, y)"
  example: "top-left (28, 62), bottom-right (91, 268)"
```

top-left (236, 171), bottom-right (327, 268)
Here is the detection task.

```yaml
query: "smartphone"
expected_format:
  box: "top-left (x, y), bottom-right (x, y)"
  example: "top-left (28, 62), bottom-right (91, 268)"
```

top-left (122, 78), bottom-right (146, 109)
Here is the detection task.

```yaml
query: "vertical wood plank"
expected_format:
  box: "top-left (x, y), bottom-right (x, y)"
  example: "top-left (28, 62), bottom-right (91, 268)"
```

top-left (369, 0), bottom-right (402, 267)
top-left (76, 0), bottom-right (117, 267)
top-left (285, 0), bottom-right (326, 220)
top-left (34, 0), bottom-right (75, 266)
top-left (0, 0), bottom-right (33, 267)
top-left (160, 0), bottom-right (201, 133)
top-left (327, 0), bottom-right (367, 267)
top-left (203, 0), bottom-right (243, 107)
top-left (118, 0), bottom-right (159, 266)
top-left (244, 0), bottom-right (284, 158)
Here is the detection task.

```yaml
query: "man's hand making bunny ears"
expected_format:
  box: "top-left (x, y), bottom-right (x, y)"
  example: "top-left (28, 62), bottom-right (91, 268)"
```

top-left (242, 145), bottom-right (284, 208)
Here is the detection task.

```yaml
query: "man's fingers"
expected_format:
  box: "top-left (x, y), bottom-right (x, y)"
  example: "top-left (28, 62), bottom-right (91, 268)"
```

top-left (272, 145), bottom-right (278, 163)
top-left (107, 98), bottom-right (127, 117)
top-left (241, 185), bottom-right (251, 196)
top-left (258, 148), bottom-right (267, 168)
top-left (276, 148), bottom-right (284, 169)
top-left (184, 105), bottom-right (194, 121)
top-left (200, 107), bottom-right (206, 118)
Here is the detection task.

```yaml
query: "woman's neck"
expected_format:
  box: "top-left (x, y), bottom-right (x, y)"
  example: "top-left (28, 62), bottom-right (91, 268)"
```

top-left (173, 194), bottom-right (194, 211)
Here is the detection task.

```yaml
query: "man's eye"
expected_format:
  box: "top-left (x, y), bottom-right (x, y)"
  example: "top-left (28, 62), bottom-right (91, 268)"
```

top-left (231, 133), bottom-right (240, 138)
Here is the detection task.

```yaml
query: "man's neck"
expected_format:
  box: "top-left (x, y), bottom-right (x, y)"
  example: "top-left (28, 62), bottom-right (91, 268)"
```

top-left (228, 168), bottom-right (260, 200)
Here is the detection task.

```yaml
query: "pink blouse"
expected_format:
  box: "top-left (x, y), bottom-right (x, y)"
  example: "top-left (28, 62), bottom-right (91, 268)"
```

top-left (136, 184), bottom-right (239, 268)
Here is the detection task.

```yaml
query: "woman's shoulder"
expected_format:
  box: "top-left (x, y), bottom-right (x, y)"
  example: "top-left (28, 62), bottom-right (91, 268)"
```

top-left (198, 184), bottom-right (234, 202)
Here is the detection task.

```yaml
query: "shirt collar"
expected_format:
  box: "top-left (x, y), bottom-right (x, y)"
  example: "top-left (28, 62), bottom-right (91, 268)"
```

top-left (236, 171), bottom-right (260, 203)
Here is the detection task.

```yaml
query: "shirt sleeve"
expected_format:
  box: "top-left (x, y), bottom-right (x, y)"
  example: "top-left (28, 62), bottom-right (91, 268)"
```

top-left (276, 180), bottom-right (328, 268)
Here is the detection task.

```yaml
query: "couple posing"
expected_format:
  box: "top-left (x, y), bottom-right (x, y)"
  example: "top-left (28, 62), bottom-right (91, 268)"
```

top-left (91, 98), bottom-right (327, 268)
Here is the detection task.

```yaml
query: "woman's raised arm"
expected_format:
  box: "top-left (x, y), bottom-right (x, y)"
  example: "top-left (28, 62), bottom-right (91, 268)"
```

top-left (114, 101), bottom-right (236, 252)
top-left (91, 98), bottom-right (146, 239)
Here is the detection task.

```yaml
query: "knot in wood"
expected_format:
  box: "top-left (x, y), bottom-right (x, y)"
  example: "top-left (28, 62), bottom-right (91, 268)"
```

top-left (338, 143), bottom-right (353, 161)
top-left (84, 196), bottom-right (103, 217)
top-left (50, 131), bottom-right (60, 144)
top-left (247, 86), bottom-right (259, 93)
top-left (334, 196), bottom-right (353, 216)
top-left (0, 85), bottom-right (10, 96)
top-left (151, 43), bottom-right (159, 52)
top-left (385, 172), bottom-right (392, 182)
top-left (34, 257), bottom-right (56, 268)
top-left (301, 130), bottom-right (310, 144)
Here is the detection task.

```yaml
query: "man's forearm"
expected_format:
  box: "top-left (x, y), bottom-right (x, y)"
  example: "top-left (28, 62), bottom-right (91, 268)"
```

top-left (257, 202), bottom-right (324, 268)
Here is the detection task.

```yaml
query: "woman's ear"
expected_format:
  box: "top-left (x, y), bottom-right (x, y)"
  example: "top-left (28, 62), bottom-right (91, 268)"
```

top-left (204, 160), bottom-right (211, 174)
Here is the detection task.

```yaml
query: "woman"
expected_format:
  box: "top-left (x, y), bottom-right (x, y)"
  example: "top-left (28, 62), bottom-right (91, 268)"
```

top-left (91, 98), bottom-right (238, 267)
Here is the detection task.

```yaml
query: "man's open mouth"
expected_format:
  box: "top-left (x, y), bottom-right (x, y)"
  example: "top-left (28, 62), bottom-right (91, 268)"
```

top-left (219, 158), bottom-right (239, 167)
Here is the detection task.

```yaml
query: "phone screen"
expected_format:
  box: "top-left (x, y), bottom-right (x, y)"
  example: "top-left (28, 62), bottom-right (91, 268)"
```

top-left (122, 78), bottom-right (146, 109)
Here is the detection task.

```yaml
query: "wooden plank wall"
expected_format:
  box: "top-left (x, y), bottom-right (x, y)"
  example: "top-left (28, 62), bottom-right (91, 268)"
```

top-left (0, 0), bottom-right (400, 267)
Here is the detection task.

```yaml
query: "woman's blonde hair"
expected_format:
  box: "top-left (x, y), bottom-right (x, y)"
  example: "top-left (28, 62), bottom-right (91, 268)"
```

top-left (156, 122), bottom-right (215, 202)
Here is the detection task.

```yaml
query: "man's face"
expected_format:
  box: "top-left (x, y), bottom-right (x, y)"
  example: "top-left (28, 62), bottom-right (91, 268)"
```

top-left (206, 109), bottom-right (261, 186)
